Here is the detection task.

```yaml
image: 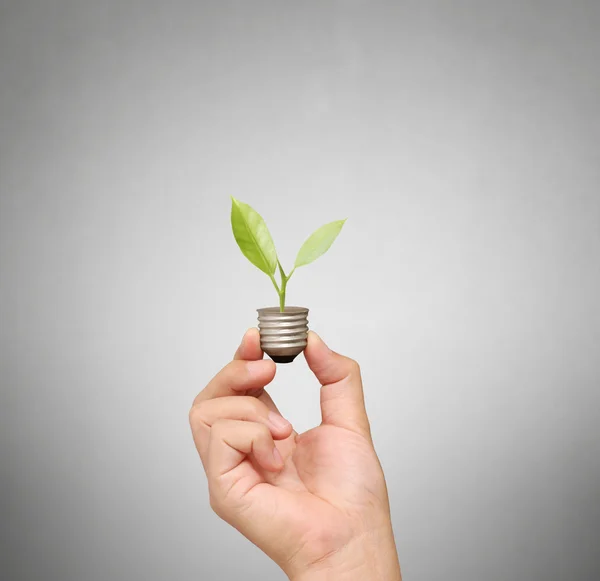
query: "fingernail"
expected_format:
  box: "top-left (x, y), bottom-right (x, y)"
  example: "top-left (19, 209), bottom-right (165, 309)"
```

top-left (268, 411), bottom-right (291, 431)
top-left (273, 447), bottom-right (284, 467)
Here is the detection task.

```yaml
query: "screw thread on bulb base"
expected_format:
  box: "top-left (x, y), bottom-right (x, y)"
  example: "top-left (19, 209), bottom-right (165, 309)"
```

top-left (257, 307), bottom-right (309, 364)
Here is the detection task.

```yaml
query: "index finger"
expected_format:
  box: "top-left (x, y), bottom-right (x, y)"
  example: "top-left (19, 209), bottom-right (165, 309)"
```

top-left (233, 328), bottom-right (264, 361)
top-left (193, 330), bottom-right (275, 405)
top-left (234, 328), bottom-right (281, 408)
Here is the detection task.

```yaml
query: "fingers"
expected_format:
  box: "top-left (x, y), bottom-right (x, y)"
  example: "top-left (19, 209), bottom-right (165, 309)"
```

top-left (194, 357), bottom-right (276, 404)
top-left (234, 328), bottom-right (263, 361)
top-left (190, 396), bottom-right (293, 456)
top-left (304, 331), bottom-right (371, 439)
top-left (194, 329), bottom-right (275, 405)
top-left (234, 329), bottom-right (284, 413)
top-left (208, 419), bottom-right (284, 476)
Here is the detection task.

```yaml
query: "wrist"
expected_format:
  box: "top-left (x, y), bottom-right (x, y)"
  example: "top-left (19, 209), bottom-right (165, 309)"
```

top-left (289, 525), bottom-right (401, 581)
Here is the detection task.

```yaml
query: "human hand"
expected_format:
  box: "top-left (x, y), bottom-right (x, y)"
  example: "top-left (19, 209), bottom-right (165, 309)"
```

top-left (189, 329), bottom-right (401, 581)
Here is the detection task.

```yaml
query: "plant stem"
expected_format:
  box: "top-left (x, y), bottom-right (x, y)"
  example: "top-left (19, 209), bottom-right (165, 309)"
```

top-left (277, 261), bottom-right (293, 312)
top-left (279, 285), bottom-right (285, 311)
top-left (279, 275), bottom-right (290, 312)
top-left (277, 261), bottom-right (287, 312)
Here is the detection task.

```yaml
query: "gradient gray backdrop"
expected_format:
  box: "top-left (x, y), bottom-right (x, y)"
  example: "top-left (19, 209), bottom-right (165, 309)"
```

top-left (1, 1), bottom-right (599, 580)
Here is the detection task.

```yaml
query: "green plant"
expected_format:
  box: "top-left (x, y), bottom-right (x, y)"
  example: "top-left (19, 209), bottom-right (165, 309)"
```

top-left (230, 197), bottom-right (346, 312)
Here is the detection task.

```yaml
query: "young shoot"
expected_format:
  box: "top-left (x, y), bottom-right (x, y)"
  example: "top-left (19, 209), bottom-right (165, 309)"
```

top-left (230, 197), bottom-right (346, 312)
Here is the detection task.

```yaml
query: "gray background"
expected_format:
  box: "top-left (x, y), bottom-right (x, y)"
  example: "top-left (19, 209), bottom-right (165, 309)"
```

top-left (1, 1), bottom-right (599, 580)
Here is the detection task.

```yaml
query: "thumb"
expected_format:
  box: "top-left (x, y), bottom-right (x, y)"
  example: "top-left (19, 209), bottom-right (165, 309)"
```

top-left (304, 331), bottom-right (371, 438)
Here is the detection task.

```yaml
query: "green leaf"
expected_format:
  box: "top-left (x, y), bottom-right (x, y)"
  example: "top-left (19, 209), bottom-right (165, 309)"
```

top-left (230, 197), bottom-right (278, 275)
top-left (294, 219), bottom-right (346, 268)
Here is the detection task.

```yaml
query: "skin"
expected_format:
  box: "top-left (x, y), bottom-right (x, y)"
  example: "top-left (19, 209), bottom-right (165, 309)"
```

top-left (189, 329), bottom-right (402, 581)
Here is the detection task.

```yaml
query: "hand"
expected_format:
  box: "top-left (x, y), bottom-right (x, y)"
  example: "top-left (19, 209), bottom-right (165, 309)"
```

top-left (189, 329), bottom-right (402, 581)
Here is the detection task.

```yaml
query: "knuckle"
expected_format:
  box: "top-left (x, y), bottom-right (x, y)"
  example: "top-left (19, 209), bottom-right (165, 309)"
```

top-left (208, 491), bottom-right (224, 516)
top-left (188, 402), bottom-right (207, 427)
top-left (188, 405), bottom-right (200, 427)
top-left (347, 357), bottom-right (361, 376)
